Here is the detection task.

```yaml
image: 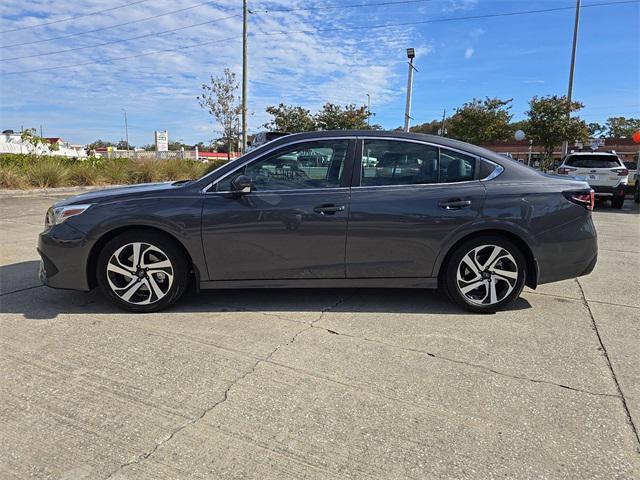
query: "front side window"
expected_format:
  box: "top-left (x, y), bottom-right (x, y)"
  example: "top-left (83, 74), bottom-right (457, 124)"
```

top-left (216, 139), bottom-right (349, 192)
top-left (360, 140), bottom-right (476, 186)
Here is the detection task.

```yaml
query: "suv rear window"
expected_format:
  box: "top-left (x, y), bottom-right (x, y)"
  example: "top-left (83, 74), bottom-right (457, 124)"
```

top-left (565, 155), bottom-right (621, 168)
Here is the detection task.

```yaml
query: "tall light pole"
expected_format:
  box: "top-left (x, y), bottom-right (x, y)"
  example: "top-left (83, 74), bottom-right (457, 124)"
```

top-left (121, 109), bottom-right (129, 154)
top-left (403, 48), bottom-right (416, 132)
top-left (366, 93), bottom-right (371, 127)
top-left (562, 0), bottom-right (581, 157)
top-left (241, 0), bottom-right (248, 152)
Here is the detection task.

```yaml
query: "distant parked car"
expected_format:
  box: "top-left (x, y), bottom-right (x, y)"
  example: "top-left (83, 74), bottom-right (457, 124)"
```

top-left (38, 131), bottom-right (598, 314)
top-left (556, 151), bottom-right (628, 209)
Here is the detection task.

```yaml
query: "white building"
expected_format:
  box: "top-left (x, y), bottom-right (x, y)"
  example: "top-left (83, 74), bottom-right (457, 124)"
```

top-left (0, 130), bottom-right (87, 158)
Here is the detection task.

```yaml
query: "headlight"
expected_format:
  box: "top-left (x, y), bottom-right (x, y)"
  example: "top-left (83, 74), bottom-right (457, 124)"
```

top-left (45, 204), bottom-right (92, 226)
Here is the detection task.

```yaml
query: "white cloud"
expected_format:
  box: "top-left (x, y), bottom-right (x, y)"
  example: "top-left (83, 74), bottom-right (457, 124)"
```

top-left (464, 47), bottom-right (475, 59)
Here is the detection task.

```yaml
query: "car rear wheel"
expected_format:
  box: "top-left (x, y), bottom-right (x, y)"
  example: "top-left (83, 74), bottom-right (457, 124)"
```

top-left (442, 235), bottom-right (526, 313)
top-left (611, 196), bottom-right (624, 209)
top-left (97, 230), bottom-right (189, 312)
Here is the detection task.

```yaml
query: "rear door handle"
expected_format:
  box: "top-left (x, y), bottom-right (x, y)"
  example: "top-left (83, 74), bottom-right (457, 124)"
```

top-left (439, 199), bottom-right (471, 210)
top-left (314, 204), bottom-right (345, 215)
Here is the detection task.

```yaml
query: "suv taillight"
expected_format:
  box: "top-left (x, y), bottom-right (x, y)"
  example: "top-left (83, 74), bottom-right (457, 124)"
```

top-left (563, 190), bottom-right (594, 211)
top-left (557, 167), bottom-right (576, 175)
top-left (611, 168), bottom-right (628, 176)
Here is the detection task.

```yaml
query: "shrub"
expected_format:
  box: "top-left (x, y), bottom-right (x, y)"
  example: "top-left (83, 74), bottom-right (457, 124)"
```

top-left (203, 159), bottom-right (230, 175)
top-left (0, 165), bottom-right (26, 189)
top-left (131, 159), bottom-right (161, 184)
top-left (101, 159), bottom-right (132, 185)
top-left (159, 159), bottom-right (187, 181)
top-left (26, 158), bottom-right (69, 188)
top-left (69, 162), bottom-right (100, 186)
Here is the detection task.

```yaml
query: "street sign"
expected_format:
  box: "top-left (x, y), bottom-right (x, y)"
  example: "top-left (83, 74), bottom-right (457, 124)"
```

top-left (155, 130), bottom-right (168, 152)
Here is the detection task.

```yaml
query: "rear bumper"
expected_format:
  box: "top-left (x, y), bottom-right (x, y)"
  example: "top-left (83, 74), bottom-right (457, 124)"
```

top-left (38, 223), bottom-right (91, 291)
top-left (534, 214), bottom-right (598, 285)
top-left (592, 184), bottom-right (627, 197)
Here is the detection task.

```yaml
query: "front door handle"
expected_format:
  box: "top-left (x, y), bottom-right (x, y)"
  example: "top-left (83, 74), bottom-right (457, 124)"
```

top-left (439, 199), bottom-right (471, 210)
top-left (314, 204), bottom-right (345, 215)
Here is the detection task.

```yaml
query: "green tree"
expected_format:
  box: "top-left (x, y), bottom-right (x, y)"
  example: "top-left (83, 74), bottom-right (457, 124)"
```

top-left (20, 128), bottom-right (58, 159)
top-left (87, 139), bottom-right (116, 150)
top-left (410, 119), bottom-right (444, 135)
top-left (525, 95), bottom-right (588, 170)
top-left (315, 103), bottom-right (371, 130)
top-left (587, 122), bottom-right (606, 137)
top-left (605, 117), bottom-right (640, 138)
top-left (263, 103), bottom-right (316, 133)
top-left (447, 97), bottom-right (513, 144)
top-left (197, 68), bottom-right (242, 159)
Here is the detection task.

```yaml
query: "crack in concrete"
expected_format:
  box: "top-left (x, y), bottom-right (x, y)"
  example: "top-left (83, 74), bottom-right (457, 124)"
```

top-left (303, 324), bottom-right (621, 399)
top-left (576, 278), bottom-right (640, 452)
top-left (0, 284), bottom-right (44, 297)
top-left (103, 295), bottom-right (352, 479)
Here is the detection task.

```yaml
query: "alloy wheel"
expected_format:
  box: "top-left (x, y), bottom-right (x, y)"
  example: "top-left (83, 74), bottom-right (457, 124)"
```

top-left (456, 244), bottom-right (518, 306)
top-left (106, 242), bottom-right (174, 305)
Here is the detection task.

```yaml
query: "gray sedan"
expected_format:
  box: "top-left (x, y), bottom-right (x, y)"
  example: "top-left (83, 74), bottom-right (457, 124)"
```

top-left (38, 131), bottom-right (597, 313)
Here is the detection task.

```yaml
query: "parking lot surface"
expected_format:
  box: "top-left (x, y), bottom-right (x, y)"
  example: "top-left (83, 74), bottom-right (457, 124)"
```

top-left (1, 192), bottom-right (639, 479)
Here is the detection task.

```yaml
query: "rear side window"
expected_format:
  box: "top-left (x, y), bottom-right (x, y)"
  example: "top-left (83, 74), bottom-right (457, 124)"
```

top-left (439, 149), bottom-right (476, 183)
top-left (360, 140), bottom-right (475, 186)
top-left (565, 155), bottom-right (621, 168)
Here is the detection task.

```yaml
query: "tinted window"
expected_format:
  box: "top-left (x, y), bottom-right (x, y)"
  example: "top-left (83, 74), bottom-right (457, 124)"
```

top-left (565, 155), bottom-right (621, 168)
top-left (361, 140), bottom-right (439, 186)
top-left (217, 140), bottom-right (348, 192)
top-left (439, 149), bottom-right (476, 183)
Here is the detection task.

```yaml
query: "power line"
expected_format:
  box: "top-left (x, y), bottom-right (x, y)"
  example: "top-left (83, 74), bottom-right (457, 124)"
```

top-left (2, 0), bottom-right (430, 49)
top-left (2, 0), bottom-right (235, 48)
top-left (2, 0), bottom-right (637, 76)
top-left (1, 14), bottom-right (241, 61)
top-left (251, 0), bottom-right (433, 13)
top-left (0, 0), bottom-right (153, 34)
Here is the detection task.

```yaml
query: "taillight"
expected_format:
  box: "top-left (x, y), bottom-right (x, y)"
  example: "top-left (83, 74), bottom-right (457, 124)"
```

top-left (563, 190), bottom-right (594, 211)
top-left (611, 168), bottom-right (628, 176)
top-left (557, 167), bottom-right (576, 175)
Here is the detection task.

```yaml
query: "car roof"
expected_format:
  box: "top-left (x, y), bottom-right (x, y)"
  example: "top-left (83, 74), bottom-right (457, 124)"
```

top-left (268, 130), bottom-right (511, 163)
top-left (565, 151), bottom-right (618, 156)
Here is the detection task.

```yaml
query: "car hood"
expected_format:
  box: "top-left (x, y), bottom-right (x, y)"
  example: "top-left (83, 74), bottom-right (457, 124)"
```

top-left (55, 181), bottom-right (189, 207)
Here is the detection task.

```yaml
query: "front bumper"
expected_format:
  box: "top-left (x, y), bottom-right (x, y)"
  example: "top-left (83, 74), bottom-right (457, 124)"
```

top-left (37, 222), bottom-right (92, 291)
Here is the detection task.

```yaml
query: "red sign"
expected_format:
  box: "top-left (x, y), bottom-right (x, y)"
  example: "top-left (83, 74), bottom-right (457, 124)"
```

top-left (632, 131), bottom-right (640, 144)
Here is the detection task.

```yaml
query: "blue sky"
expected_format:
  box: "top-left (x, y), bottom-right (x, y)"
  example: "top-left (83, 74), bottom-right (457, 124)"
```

top-left (1, 0), bottom-right (638, 146)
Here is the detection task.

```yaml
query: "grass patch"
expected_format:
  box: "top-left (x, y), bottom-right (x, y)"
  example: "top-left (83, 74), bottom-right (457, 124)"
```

top-left (27, 158), bottom-right (69, 188)
top-left (0, 153), bottom-right (230, 189)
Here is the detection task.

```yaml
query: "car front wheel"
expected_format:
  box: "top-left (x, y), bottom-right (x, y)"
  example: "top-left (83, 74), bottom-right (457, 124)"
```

top-left (442, 235), bottom-right (526, 313)
top-left (96, 230), bottom-right (190, 312)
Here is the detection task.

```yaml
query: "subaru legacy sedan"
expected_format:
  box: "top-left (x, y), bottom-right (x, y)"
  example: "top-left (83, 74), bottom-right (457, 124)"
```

top-left (38, 131), bottom-right (598, 313)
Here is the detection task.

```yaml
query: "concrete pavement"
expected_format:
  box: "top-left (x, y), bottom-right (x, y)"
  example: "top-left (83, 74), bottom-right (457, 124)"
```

top-left (1, 192), bottom-right (638, 479)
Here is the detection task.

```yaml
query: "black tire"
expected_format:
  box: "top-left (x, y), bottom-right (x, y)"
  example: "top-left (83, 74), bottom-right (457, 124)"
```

top-left (96, 230), bottom-right (190, 312)
top-left (441, 235), bottom-right (527, 313)
top-left (634, 183), bottom-right (639, 203)
top-left (611, 196), bottom-right (624, 209)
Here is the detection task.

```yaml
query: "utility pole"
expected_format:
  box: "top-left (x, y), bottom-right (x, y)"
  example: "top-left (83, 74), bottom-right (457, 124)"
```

top-left (366, 93), bottom-right (371, 127)
top-left (122, 109), bottom-right (129, 154)
top-left (40, 125), bottom-right (43, 138)
top-left (241, 0), bottom-right (248, 152)
top-left (562, 0), bottom-right (581, 157)
top-left (403, 48), bottom-right (416, 132)
top-left (440, 108), bottom-right (446, 136)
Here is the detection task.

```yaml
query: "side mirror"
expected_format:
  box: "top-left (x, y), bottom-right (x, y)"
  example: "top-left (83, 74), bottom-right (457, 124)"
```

top-left (231, 174), bottom-right (252, 194)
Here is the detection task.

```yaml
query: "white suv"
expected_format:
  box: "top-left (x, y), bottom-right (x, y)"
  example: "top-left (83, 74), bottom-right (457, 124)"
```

top-left (557, 151), bottom-right (628, 209)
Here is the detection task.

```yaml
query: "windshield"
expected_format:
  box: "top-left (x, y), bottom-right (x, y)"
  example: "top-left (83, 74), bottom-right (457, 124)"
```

top-left (565, 155), bottom-right (621, 168)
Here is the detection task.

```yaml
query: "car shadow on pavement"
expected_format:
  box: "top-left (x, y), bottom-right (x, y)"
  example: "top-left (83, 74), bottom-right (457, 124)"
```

top-left (0, 261), bottom-right (532, 320)
top-left (594, 199), bottom-right (640, 214)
